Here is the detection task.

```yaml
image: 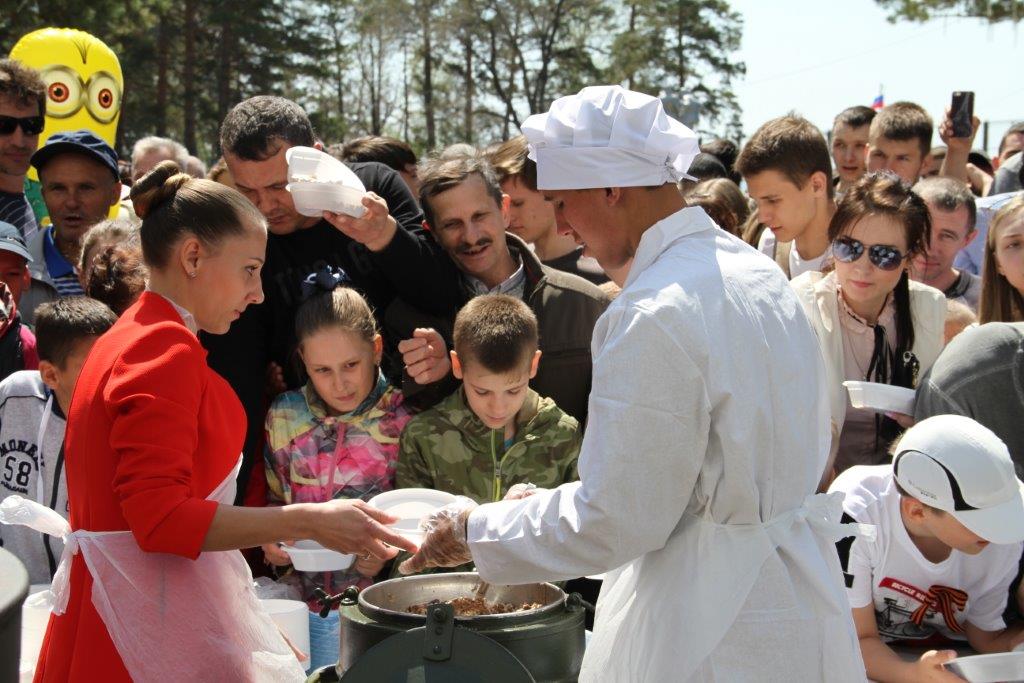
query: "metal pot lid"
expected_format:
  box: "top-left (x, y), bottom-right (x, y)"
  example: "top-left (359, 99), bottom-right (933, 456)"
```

top-left (338, 603), bottom-right (536, 683)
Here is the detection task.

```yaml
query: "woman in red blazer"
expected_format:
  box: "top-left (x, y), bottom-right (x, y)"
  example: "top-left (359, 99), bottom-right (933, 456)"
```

top-left (33, 162), bottom-right (415, 682)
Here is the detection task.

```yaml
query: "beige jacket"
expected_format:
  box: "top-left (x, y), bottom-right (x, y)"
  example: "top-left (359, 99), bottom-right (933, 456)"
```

top-left (790, 270), bottom-right (946, 473)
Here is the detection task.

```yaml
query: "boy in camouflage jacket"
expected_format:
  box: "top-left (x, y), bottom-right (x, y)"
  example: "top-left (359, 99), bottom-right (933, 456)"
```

top-left (396, 295), bottom-right (580, 503)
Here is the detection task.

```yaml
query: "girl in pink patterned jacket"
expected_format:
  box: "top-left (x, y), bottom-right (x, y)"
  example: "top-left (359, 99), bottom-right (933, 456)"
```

top-left (260, 270), bottom-right (413, 669)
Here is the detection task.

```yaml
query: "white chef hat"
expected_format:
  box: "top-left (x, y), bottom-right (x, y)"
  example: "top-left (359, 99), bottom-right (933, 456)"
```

top-left (521, 85), bottom-right (700, 191)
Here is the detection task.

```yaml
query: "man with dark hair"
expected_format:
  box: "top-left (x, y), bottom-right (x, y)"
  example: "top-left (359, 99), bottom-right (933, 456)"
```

top-left (700, 138), bottom-right (740, 184)
top-left (736, 115), bottom-right (835, 279)
top-left (911, 177), bottom-right (982, 310)
top-left (209, 95), bottom-right (458, 500)
top-left (867, 101), bottom-right (933, 185)
top-left (396, 153), bottom-right (609, 423)
top-left (337, 136), bottom-right (419, 198)
top-left (488, 135), bottom-right (608, 285)
top-left (0, 59), bottom-right (45, 242)
top-left (831, 105), bottom-right (875, 198)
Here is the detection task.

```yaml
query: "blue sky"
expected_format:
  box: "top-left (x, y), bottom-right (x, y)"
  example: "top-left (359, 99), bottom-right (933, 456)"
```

top-left (730, 0), bottom-right (1024, 154)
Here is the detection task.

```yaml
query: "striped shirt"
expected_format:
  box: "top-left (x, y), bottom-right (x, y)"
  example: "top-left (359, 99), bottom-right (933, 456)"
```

top-left (41, 228), bottom-right (84, 297)
top-left (0, 191), bottom-right (38, 243)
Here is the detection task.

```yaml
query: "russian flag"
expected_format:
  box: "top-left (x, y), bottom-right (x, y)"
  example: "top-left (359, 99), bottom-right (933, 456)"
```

top-left (872, 93), bottom-right (884, 111)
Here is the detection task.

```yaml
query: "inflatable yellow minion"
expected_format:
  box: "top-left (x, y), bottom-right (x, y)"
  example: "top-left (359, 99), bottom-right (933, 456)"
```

top-left (10, 28), bottom-right (123, 220)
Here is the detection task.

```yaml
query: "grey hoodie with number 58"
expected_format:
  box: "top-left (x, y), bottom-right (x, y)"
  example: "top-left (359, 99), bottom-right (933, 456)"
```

top-left (0, 370), bottom-right (68, 584)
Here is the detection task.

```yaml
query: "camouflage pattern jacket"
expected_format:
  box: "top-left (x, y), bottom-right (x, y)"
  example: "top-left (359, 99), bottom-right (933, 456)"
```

top-left (396, 387), bottom-right (581, 503)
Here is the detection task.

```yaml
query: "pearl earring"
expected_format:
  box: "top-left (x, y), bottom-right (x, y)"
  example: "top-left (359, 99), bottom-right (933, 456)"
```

top-left (189, 271), bottom-right (197, 278)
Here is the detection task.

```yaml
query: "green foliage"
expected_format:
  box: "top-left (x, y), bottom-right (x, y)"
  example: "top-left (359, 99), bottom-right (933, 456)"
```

top-left (876, 0), bottom-right (1024, 22)
top-left (3, 0), bottom-right (747, 158)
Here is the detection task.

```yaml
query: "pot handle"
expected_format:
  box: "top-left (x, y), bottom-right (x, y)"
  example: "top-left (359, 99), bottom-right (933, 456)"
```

top-left (314, 585), bottom-right (361, 618)
top-left (566, 592), bottom-right (596, 615)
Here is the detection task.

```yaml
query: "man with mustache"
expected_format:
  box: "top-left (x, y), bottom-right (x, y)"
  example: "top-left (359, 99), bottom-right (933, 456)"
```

top-left (396, 153), bottom-right (608, 424)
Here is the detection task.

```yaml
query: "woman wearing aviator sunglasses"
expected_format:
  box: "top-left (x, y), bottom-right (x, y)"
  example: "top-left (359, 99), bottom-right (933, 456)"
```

top-left (791, 172), bottom-right (946, 483)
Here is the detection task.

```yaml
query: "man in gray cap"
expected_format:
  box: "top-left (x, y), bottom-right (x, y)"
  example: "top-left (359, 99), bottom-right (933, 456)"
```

top-left (401, 85), bottom-right (867, 682)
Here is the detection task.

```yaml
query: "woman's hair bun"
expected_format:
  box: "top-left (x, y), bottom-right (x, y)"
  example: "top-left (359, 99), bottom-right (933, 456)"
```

top-left (130, 160), bottom-right (192, 219)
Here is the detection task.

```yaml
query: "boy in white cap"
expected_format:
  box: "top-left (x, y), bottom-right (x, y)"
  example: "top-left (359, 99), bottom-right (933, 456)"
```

top-left (830, 415), bottom-right (1024, 682)
top-left (401, 85), bottom-right (867, 682)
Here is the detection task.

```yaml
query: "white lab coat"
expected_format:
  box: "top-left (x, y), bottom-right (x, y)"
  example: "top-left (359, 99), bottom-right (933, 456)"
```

top-left (467, 207), bottom-right (867, 682)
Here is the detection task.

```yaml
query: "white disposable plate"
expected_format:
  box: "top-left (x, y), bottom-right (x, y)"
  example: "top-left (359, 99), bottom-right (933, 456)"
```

top-left (286, 539), bottom-right (355, 572)
top-left (285, 145), bottom-right (367, 218)
top-left (843, 381), bottom-right (915, 415)
top-left (369, 489), bottom-right (457, 543)
top-left (946, 652), bottom-right (1024, 682)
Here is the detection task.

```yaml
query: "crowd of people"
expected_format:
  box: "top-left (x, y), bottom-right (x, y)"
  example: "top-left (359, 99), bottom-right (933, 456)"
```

top-left (1, 49), bottom-right (1024, 682)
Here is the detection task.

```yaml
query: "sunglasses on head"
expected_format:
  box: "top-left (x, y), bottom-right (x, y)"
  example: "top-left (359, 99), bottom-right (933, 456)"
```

top-left (833, 236), bottom-right (907, 271)
top-left (0, 115), bottom-right (45, 136)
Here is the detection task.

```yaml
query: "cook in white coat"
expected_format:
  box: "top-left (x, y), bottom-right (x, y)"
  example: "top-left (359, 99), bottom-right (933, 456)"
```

top-left (400, 86), bottom-right (869, 682)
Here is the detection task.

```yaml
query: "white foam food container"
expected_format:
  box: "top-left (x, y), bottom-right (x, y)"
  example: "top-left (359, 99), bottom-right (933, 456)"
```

top-left (285, 146), bottom-right (368, 219)
top-left (286, 539), bottom-right (355, 572)
top-left (843, 381), bottom-right (916, 415)
top-left (946, 652), bottom-right (1024, 682)
top-left (368, 489), bottom-right (458, 544)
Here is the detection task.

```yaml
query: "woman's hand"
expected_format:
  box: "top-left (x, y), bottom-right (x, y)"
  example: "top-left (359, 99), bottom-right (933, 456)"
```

top-left (262, 541), bottom-right (293, 567)
top-left (398, 498), bottom-right (477, 574)
top-left (307, 499), bottom-right (418, 560)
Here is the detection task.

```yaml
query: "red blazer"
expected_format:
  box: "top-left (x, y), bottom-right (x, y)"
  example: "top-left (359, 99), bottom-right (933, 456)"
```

top-left (35, 292), bottom-right (246, 682)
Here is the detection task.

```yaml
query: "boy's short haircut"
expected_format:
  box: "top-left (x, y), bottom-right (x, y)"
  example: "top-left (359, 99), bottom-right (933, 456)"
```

top-left (833, 105), bottom-right (876, 131)
top-left (338, 136), bottom-right (417, 172)
top-left (0, 58), bottom-right (45, 114)
top-left (487, 136), bottom-right (539, 191)
top-left (219, 96), bottom-right (316, 161)
top-left (418, 154), bottom-right (504, 228)
top-left (34, 297), bottom-right (117, 367)
top-left (735, 115), bottom-right (834, 200)
top-left (912, 176), bottom-right (977, 231)
top-left (869, 102), bottom-right (933, 159)
top-left (453, 295), bottom-right (538, 375)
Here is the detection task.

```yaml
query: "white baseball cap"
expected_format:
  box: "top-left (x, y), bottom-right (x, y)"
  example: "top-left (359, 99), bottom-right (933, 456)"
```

top-left (520, 85), bottom-right (700, 191)
top-left (894, 415), bottom-right (1024, 545)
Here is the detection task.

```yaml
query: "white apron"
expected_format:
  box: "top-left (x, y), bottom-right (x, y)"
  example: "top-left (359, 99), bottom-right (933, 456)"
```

top-left (0, 457), bottom-right (305, 682)
top-left (583, 492), bottom-right (873, 682)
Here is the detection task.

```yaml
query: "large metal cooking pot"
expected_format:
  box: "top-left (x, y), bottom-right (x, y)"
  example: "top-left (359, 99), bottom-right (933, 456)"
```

top-left (331, 573), bottom-right (586, 682)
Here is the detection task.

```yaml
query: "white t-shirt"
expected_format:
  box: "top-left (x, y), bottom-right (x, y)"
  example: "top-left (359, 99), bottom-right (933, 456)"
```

top-left (829, 465), bottom-right (1021, 643)
top-left (757, 230), bottom-right (832, 279)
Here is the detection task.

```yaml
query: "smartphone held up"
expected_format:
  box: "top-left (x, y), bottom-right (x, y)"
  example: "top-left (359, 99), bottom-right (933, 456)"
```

top-left (950, 91), bottom-right (974, 138)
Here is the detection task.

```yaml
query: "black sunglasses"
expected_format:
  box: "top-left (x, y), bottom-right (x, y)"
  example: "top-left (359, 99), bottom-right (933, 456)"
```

top-left (833, 236), bottom-right (907, 271)
top-left (0, 115), bottom-right (45, 136)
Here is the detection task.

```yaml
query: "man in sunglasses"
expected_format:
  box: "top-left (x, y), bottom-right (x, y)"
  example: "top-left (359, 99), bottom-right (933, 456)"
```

top-left (0, 59), bottom-right (46, 244)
